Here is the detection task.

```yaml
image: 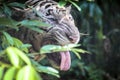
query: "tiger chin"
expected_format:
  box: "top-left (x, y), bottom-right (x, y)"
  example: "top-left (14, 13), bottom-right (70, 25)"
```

top-left (11, 0), bottom-right (80, 71)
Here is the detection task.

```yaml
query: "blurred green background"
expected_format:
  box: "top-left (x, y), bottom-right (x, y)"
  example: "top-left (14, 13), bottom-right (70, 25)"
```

top-left (0, 0), bottom-right (120, 80)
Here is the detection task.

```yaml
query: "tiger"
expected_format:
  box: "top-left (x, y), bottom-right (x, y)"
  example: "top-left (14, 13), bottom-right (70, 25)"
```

top-left (10, 0), bottom-right (80, 71)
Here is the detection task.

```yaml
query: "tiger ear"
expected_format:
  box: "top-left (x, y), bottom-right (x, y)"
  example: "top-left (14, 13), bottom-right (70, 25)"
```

top-left (66, 5), bottom-right (72, 13)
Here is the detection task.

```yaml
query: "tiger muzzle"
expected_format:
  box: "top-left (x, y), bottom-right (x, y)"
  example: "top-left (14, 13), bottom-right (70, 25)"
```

top-left (46, 21), bottom-right (80, 71)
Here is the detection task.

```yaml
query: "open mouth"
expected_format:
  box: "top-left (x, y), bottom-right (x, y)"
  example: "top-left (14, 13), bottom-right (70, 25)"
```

top-left (60, 51), bottom-right (71, 71)
top-left (42, 36), bottom-right (71, 71)
top-left (46, 51), bottom-right (71, 71)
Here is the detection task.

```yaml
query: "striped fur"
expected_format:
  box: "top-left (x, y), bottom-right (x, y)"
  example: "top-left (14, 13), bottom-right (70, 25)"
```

top-left (25, 0), bottom-right (80, 46)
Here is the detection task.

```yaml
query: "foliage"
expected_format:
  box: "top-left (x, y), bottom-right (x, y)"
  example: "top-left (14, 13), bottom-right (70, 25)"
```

top-left (0, 0), bottom-right (119, 80)
top-left (58, 0), bottom-right (81, 11)
top-left (63, 0), bottom-right (120, 80)
top-left (60, 59), bottom-right (104, 80)
top-left (40, 44), bottom-right (88, 59)
top-left (58, 0), bottom-right (119, 80)
top-left (0, 0), bottom-right (86, 80)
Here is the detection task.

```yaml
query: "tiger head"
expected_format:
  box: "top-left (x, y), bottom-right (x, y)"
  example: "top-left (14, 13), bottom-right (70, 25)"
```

top-left (47, 5), bottom-right (80, 46)
top-left (42, 5), bottom-right (80, 71)
top-left (26, 0), bottom-right (80, 71)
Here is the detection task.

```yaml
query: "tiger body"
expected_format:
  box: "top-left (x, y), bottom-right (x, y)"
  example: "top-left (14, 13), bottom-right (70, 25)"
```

top-left (10, 0), bottom-right (80, 71)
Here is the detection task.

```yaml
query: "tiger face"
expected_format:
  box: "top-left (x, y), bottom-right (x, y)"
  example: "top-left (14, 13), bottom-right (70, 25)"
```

top-left (26, 0), bottom-right (80, 71)
top-left (47, 6), bottom-right (80, 46)
top-left (43, 5), bottom-right (80, 71)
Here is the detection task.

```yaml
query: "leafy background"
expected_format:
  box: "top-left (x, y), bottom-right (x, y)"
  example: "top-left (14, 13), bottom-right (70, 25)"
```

top-left (0, 0), bottom-right (120, 80)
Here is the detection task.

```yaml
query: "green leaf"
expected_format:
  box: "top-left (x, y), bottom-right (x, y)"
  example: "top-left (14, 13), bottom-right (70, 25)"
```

top-left (0, 67), bottom-right (4, 80)
top-left (13, 37), bottom-right (31, 53)
top-left (20, 44), bottom-right (32, 53)
top-left (19, 20), bottom-right (51, 27)
top-left (20, 44), bottom-right (32, 49)
top-left (0, 62), bottom-right (11, 68)
top-left (40, 44), bottom-right (80, 54)
top-left (58, 0), bottom-right (67, 7)
top-left (69, 0), bottom-right (81, 11)
top-left (25, 26), bottom-right (44, 33)
top-left (8, 2), bottom-right (25, 9)
top-left (3, 4), bottom-right (12, 16)
top-left (10, 47), bottom-right (31, 65)
top-left (12, 37), bottom-right (23, 48)
top-left (72, 48), bottom-right (89, 53)
top-left (40, 45), bottom-right (63, 54)
top-left (71, 48), bottom-right (89, 59)
top-left (1, 34), bottom-right (10, 48)
top-left (72, 50), bottom-right (81, 59)
top-left (6, 47), bottom-right (31, 67)
top-left (2, 31), bottom-right (14, 46)
top-left (18, 20), bottom-right (51, 33)
top-left (3, 67), bottom-right (17, 80)
top-left (31, 60), bottom-right (59, 78)
top-left (0, 17), bottom-right (18, 29)
top-left (40, 44), bottom-right (88, 60)
top-left (6, 47), bottom-right (20, 68)
top-left (16, 65), bottom-right (42, 80)
top-left (37, 66), bottom-right (59, 78)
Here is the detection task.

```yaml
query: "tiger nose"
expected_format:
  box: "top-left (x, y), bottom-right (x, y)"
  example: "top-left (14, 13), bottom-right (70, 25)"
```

top-left (69, 36), bottom-right (79, 43)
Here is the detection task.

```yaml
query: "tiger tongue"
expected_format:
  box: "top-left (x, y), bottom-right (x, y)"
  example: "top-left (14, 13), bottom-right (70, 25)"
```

top-left (60, 51), bottom-right (71, 71)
